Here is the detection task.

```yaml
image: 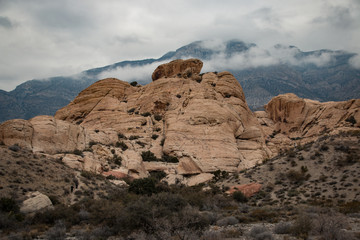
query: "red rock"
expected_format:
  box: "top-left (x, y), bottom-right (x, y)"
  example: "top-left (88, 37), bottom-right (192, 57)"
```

top-left (227, 183), bottom-right (262, 198)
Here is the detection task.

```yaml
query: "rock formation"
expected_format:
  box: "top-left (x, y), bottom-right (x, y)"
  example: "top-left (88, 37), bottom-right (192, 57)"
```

top-left (256, 93), bottom-right (360, 152)
top-left (152, 58), bottom-right (203, 81)
top-left (20, 191), bottom-right (53, 214)
top-left (0, 59), bottom-right (359, 185)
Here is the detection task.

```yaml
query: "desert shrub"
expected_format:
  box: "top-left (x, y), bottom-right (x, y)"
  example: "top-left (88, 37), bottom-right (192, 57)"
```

top-left (274, 221), bottom-right (292, 234)
top-left (130, 81), bottom-right (138, 86)
top-left (141, 112), bottom-right (151, 117)
top-left (0, 197), bottom-right (19, 213)
top-left (115, 141), bottom-right (128, 151)
top-left (160, 138), bottom-right (165, 146)
top-left (176, 94), bottom-right (182, 98)
top-left (151, 134), bottom-right (159, 140)
top-left (141, 151), bottom-right (159, 162)
top-left (127, 108), bottom-right (135, 113)
top-left (149, 171), bottom-right (167, 181)
top-left (338, 201), bottom-right (360, 214)
top-left (128, 178), bottom-right (157, 196)
top-left (118, 133), bottom-right (126, 139)
top-left (287, 169), bottom-right (309, 184)
top-left (8, 144), bottom-right (21, 152)
top-left (202, 230), bottom-right (223, 240)
top-left (345, 115), bottom-right (356, 125)
top-left (73, 149), bottom-right (84, 157)
top-left (49, 195), bottom-right (60, 206)
top-left (291, 213), bottom-right (312, 238)
top-left (216, 216), bottom-right (238, 226)
top-left (250, 226), bottom-right (274, 240)
top-left (129, 135), bottom-right (140, 140)
top-left (161, 153), bottom-right (179, 163)
top-left (136, 141), bottom-right (146, 147)
top-left (45, 220), bottom-right (66, 240)
top-left (154, 114), bottom-right (162, 121)
top-left (88, 140), bottom-right (97, 147)
top-left (312, 211), bottom-right (352, 240)
top-left (113, 154), bottom-right (122, 165)
top-left (250, 208), bottom-right (277, 222)
top-left (212, 170), bottom-right (229, 181)
top-left (320, 144), bottom-right (329, 151)
top-left (233, 191), bottom-right (248, 203)
top-left (80, 170), bottom-right (97, 180)
top-left (32, 204), bottom-right (80, 226)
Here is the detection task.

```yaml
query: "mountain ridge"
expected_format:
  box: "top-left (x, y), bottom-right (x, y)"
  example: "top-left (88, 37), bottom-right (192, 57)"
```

top-left (0, 39), bottom-right (359, 122)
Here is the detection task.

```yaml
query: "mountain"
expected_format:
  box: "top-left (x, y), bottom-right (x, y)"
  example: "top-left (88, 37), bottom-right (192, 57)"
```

top-left (0, 40), bottom-right (359, 122)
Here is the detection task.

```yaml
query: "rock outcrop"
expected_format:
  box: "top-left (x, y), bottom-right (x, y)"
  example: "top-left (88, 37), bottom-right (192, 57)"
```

top-left (257, 93), bottom-right (360, 152)
top-left (0, 115), bottom-right (86, 154)
top-left (1, 59), bottom-right (359, 185)
top-left (53, 60), bottom-right (270, 174)
top-left (20, 191), bottom-right (53, 214)
top-left (152, 58), bottom-right (203, 81)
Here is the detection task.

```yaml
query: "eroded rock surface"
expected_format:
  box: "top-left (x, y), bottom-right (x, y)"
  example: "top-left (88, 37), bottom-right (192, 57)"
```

top-left (1, 59), bottom-right (359, 184)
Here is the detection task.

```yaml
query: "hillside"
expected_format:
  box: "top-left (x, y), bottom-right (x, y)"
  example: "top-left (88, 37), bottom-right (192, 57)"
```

top-left (1, 40), bottom-right (359, 122)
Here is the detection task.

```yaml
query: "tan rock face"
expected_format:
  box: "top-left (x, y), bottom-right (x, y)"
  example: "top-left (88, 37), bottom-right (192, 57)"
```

top-left (2, 59), bottom-right (359, 185)
top-left (52, 61), bottom-right (270, 174)
top-left (20, 191), bottom-right (53, 214)
top-left (0, 116), bottom-right (86, 154)
top-left (152, 59), bottom-right (203, 81)
top-left (258, 93), bottom-right (360, 154)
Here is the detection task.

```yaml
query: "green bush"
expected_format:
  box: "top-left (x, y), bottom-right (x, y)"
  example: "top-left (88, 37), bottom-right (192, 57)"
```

top-left (162, 153), bottom-right (179, 163)
top-left (141, 151), bottom-right (159, 162)
top-left (118, 133), bottom-right (126, 139)
top-left (141, 112), bottom-right (151, 117)
top-left (128, 178), bottom-right (157, 196)
top-left (0, 197), bottom-right (19, 213)
top-left (115, 141), bottom-right (128, 151)
top-left (129, 135), bottom-right (140, 140)
top-left (154, 114), bottom-right (162, 121)
top-left (233, 191), bottom-right (248, 203)
top-left (151, 134), bottom-right (159, 140)
top-left (130, 81), bottom-right (138, 87)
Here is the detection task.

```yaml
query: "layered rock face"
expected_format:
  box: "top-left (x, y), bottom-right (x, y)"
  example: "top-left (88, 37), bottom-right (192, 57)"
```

top-left (55, 59), bottom-right (270, 176)
top-left (256, 93), bottom-right (360, 152)
top-left (0, 116), bottom-right (86, 154)
top-left (1, 59), bottom-right (359, 184)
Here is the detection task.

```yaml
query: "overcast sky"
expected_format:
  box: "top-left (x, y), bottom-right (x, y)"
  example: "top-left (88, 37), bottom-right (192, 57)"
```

top-left (0, 0), bottom-right (359, 91)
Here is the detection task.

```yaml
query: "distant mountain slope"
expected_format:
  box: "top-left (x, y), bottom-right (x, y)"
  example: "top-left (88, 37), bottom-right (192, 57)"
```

top-left (1, 40), bottom-right (359, 122)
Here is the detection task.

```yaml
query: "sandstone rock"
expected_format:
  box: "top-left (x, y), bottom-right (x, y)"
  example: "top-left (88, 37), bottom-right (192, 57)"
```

top-left (20, 191), bottom-right (53, 214)
top-left (53, 64), bottom-right (271, 173)
top-left (226, 183), bottom-right (262, 198)
top-left (0, 116), bottom-right (87, 154)
top-left (103, 170), bottom-right (128, 179)
top-left (152, 59), bottom-right (203, 81)
top-left (264, 93), bottom-right (360, 143)
top-left (0, 119), bottom-right (33, 150)
top-left (185, 173), bottom-right (214, 186)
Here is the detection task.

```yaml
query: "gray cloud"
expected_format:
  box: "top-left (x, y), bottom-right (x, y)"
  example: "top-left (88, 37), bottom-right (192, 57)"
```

top-left (0, 0), bottom-right (359, 91)
top-left (0, 16), bottom-right (13, 28)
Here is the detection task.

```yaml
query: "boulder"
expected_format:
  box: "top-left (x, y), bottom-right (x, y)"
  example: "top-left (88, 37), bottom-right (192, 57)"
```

top-left (20, 191), bottom-right (53, 214)
top-left (226, 183), bottom-right (262, 198)
top-left (152, 59), bottom-right (203, 81)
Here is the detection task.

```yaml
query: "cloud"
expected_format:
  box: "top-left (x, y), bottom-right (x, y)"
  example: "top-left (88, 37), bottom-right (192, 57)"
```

top-left (96, 61), bottom-right (167, 84)
top-left (202, 45), bottom-right (337, 72)
top-left (0, 16), bottom-right (13, 29)
top-left (0, 0), bottom-right (359, 91)
top-left (349, 54), bottom-right (360, 69)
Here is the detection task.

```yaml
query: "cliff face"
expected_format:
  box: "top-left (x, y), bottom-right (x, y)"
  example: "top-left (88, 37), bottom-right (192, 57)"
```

top-left (1, 59), bottom-right (359, 185)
